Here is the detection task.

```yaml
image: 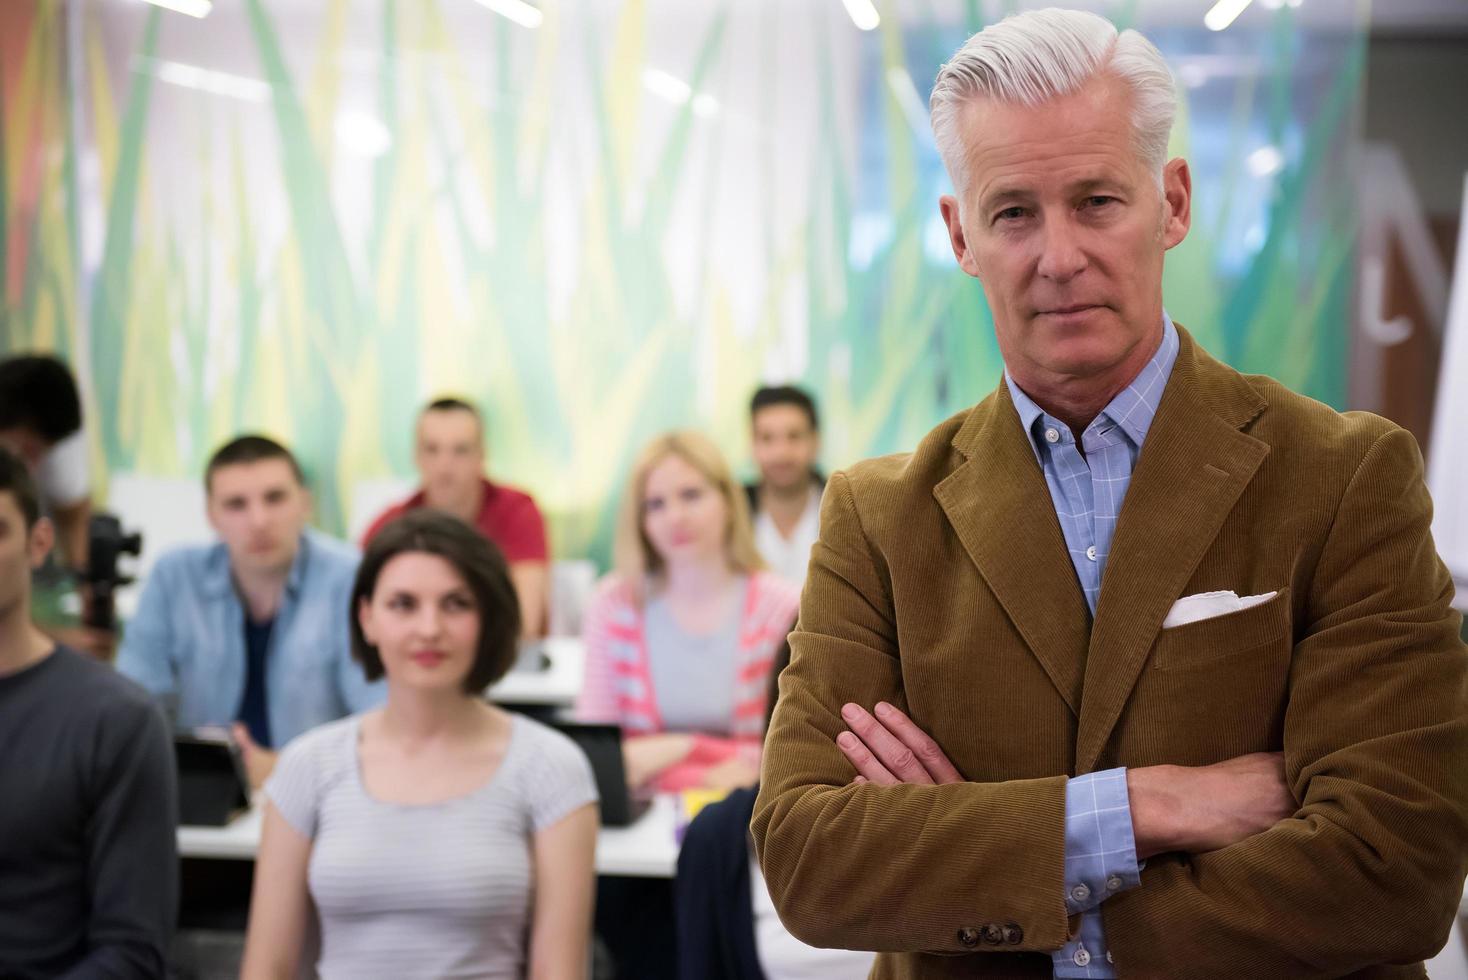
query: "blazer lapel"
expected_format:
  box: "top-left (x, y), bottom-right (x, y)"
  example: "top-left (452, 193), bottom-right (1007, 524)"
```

top-left (1074, 331), bottom-right (1270, 773)
top-left (934, 385), bottom-right (1091, 716)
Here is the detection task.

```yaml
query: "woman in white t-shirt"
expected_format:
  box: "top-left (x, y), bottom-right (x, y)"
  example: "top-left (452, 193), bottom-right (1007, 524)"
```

top-left (240, 511), bottom-right (599, 980)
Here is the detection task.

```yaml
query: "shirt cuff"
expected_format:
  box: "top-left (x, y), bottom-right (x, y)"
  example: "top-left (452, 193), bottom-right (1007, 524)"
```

top-left (1062, 768), bottom-right (1141, 914)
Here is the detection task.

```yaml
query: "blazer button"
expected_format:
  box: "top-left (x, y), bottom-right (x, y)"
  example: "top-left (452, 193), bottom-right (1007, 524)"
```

top-left (981, 923), bottom-right (1006, 945)
top-left (957, 926), bottom-right (981, 948)
top-left (1003, 923), bottom-right (1025, 945)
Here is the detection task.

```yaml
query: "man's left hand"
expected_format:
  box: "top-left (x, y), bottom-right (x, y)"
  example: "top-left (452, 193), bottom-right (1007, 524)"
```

top-left (836, 702), bottom-right (964, 785)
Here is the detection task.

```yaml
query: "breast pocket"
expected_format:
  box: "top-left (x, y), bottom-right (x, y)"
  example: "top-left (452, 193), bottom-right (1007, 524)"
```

top-left (1152, 586), bottom-right (1292, 671)
top-left (1115, 588), bottom-right (1294, 767)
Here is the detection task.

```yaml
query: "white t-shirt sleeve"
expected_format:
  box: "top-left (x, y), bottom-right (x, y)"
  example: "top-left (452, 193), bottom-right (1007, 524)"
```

top-left (264, 727), bottom-right (331, 839)
top-left (35, 430), bottom-right (90, 506)
top-left (522, 722), bottom-right (599, 832)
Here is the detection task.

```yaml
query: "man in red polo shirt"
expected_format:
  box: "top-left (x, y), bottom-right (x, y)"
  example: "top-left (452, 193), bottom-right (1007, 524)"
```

top-left (362, 398), bottom-right (548, 636)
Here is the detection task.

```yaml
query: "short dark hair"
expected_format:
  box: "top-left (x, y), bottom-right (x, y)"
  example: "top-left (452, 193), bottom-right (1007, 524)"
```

top-left (204, 435), bottom-right (304, 494)
top-left (750, 385), bottom-right (819, 432)
top-left (350, 510), bottom-right (521, 693)
top-left (0, 354), bottom-right (83, 444)
top-left (423, 397), bottom-right (481, 420)
top-left (0, 446), bottom-right (41, 529)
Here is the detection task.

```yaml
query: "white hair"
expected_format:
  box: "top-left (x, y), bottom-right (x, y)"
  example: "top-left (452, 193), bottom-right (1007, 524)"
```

top-left (929, 8), bottom-right (1177, 193)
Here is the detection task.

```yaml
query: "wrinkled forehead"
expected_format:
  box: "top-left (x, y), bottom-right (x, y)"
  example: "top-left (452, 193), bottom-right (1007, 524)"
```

top-left (955, 75), bottom-right (1147, 197)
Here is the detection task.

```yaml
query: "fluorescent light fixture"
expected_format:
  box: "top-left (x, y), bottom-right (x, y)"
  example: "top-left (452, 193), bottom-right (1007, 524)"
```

top-left (643, 67), bottom-right (720, 119)
top-left (841, 0), bottom-right (880, 32)
top-left (691, 93), bottom-right (720, 119)
top-left (644, 68), bottom-right (693, 105)
top-left (139, 0), bottom-right (213, 17)
top-left (1247, 144), bottom-right (1285, 177)
top-left (1204, 0), bottom-right (1255, 31)
top-left (336, 111), bottom-right (392, 157)
top-left (155, 60), bottom-right (270, 103)
top-left (474, 0), bottom-right (543, 29)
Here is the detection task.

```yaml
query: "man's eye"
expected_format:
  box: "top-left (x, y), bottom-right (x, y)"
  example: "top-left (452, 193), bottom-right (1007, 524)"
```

top-left (1083, 196), bottom-right (1116, 209)
top-left (995, 207), bottom-right (1027, 222)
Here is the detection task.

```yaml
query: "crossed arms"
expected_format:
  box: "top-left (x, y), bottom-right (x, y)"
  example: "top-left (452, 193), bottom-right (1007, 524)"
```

top-left (752, 430), bottom-right (1468, 977)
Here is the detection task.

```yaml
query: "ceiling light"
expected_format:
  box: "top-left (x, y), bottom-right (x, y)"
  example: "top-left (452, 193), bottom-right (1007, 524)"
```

top-left (155, 60), bottom-right (269, 103)
top-left (1246, 145), bottom-right (1285, 177)
top-left (474, 0), bottom-right (543, 29)
top-left (643, 68), bottom-right (692, 105)
top-left (139, 0), bottom-right (213, 17)
top-left (336, 112), bottom-right (392, 157)
top-left (1204, 0), bottom-right (1255, 31)
top-left (841, 0), bottom-right (880, 31)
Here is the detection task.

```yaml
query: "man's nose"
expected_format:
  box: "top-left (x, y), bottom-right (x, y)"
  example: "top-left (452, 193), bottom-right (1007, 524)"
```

top-left (1035, 215), bottom-right (1087, 282)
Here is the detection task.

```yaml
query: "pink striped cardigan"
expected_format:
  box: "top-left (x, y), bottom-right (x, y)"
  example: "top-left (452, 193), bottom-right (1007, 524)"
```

top-left (576, 572), bottom-right (800, 792)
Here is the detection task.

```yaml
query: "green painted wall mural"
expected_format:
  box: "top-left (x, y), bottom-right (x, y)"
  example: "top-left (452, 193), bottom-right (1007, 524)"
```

top-left (1, 0), bottom-right (1366, 566)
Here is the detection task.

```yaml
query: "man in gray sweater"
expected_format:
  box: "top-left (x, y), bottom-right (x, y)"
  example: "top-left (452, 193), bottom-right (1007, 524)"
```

top-left (0, 446), bottom-right (177, 977)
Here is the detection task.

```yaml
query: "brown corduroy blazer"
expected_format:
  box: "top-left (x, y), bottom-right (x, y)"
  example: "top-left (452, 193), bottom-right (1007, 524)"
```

top-left (752, 327), bottom-right (1468, 979)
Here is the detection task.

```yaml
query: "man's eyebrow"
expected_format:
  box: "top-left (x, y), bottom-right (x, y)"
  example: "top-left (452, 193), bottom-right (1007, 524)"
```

top-left (978, 186), bottom-right (1034, 212)
top-left (979, 176), bottom-right (1130, 213)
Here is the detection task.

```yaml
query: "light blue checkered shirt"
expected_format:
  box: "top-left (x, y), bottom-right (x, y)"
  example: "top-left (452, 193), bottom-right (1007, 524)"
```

top-left (1004, 314), bottom-right (1180, 978)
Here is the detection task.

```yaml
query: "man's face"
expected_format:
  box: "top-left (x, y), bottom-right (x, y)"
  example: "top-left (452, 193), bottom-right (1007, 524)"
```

top-left (415, 410), bottom-right (484, 504)
top-left (206, 459), bottom-right (309, 576)
top-left (751, 404), bottom-right (819, 493)
top-left (939, 74), bottom-right (1191, 393)
top-left (0, 492), bottom-right (52, 622)
top-left (0, 427), bottom-right (50, 470)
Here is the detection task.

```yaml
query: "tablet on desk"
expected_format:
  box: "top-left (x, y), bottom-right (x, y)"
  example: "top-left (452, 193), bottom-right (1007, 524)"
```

top-left (549, 721), bottom-right (652, 827)
top-left (174, 731), bottom-right (250, 827)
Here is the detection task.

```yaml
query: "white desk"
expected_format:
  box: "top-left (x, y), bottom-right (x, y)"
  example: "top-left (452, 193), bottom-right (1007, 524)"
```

top-left (179, 793), bottom-right (680, 878)
top-left (489, 637), bottom-right (585, 707)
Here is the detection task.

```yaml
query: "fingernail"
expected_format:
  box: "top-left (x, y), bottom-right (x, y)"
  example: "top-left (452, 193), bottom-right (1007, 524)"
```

top-left (841, 704), bottom-right (860, 721)
top-left (837, 732), bottom-right (856, 749)
top-left (875, 702), bottom-right (892, 717)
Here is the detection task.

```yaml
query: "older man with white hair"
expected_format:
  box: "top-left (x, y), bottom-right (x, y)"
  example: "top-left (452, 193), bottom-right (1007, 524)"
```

top-left (753, 8), bottom-right (1468, 979)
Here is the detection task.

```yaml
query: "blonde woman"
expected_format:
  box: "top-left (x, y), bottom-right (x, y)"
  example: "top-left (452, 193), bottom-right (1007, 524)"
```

top-left (578, 431), bottom-right (800, 793)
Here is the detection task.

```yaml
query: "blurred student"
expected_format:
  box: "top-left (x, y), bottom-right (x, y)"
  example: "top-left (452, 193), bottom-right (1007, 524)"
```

top-left (0, 446), bottom-right (177, 978)
top-left (744, 386), bottom-right (823, 588)
top-left (675, 637), bottom-right (876, 980)
top-left (578, 431), bottom-right (799, 793)
top-left (0, 353), bottom-right (92, 570)
top-left (240, 511), bottom-right (597, 979)
top-left (117, 435), bottom-right (381, 787)
top-left (363, 398), bottom-right (550, 637)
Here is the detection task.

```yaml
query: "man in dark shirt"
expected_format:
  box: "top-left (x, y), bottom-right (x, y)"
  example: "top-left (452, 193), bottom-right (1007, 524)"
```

top-left (0, 446), bottom-right (177, 978)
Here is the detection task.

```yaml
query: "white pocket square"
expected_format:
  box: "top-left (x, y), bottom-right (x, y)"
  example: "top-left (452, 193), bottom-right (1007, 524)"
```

top-left (1162, 590), bottom-right (1279, 629)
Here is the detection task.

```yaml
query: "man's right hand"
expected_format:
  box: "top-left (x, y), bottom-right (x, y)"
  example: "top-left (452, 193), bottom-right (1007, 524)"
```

top-left (1128, 752), bottom-right (1295, 859)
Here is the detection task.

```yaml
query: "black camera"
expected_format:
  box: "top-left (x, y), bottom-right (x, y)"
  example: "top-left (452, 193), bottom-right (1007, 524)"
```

top-left (82, 513), bottom-right (143, 631)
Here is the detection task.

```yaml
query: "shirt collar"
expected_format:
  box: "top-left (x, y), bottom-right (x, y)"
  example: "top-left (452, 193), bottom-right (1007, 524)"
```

top-left (201, 530), bottom-right (313, 601)
top-left (1004, 312), bottom-right (1179, 458)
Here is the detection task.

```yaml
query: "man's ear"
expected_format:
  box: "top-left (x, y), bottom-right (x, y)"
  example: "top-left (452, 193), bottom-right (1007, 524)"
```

top-left (28, 516), bottom-right (55, 571)
top-left (1161, 157), bottom-right (1192, 250)
top-left (940, 195), bottom-right (983, 279)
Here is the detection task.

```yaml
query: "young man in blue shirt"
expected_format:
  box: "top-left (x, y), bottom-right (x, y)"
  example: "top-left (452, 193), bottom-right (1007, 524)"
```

top-left (117, 435), bottom-right (383, 786)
